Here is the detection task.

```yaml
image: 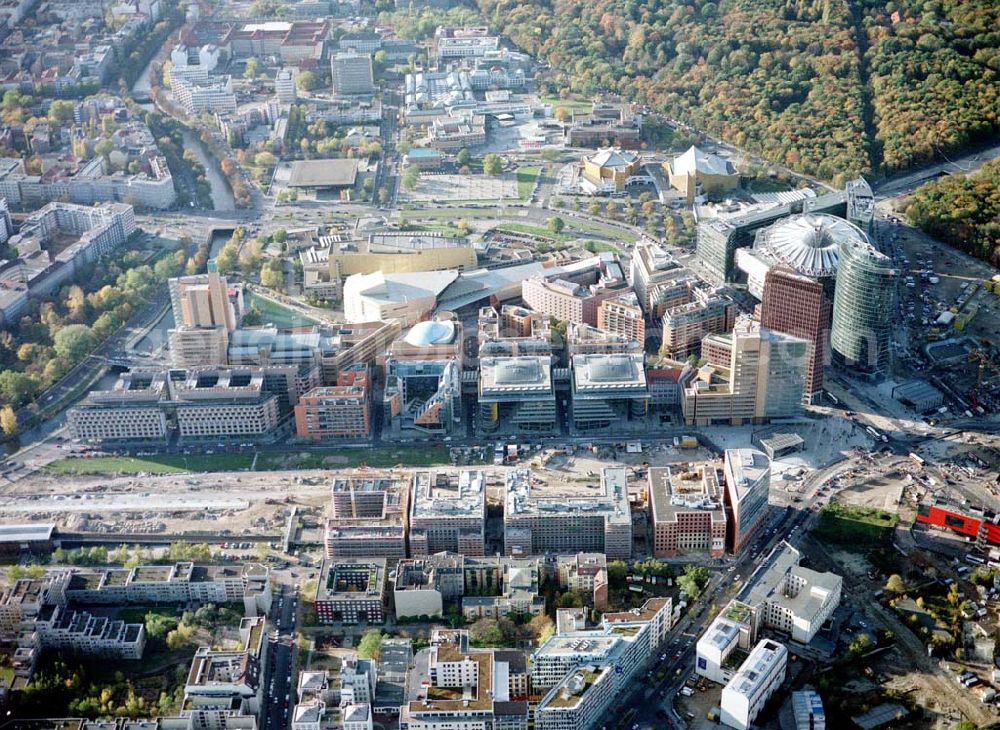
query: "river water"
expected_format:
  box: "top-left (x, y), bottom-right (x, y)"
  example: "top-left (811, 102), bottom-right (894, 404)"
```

top-left (131, 45), bottom-right (236, 212)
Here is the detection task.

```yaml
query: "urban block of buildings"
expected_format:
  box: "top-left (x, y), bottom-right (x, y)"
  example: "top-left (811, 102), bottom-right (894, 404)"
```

top-left (325, 471), bottom-right (408, 559)
top-left (648, 463), bottom-right (727, 558)
top-left (504, 467), bottom-right (632, 559)
top-left (314, 558), bottom-right (386, 625)
top-left (0, 200), bottom-right (136, 325)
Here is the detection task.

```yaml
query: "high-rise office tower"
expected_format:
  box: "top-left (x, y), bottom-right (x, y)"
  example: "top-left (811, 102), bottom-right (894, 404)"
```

top-left (760, 266), bottom-right (832, 403)
top-left (168, 261), bottom-right (237, 368)
top-left (331, 51), bottom-right (374, 95)
top-left (830, 237), bottom-right (897, 377)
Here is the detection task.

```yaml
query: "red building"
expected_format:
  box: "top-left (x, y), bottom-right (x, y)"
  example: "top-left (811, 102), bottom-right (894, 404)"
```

top-left (760, 265), bottom-right (832, 404)
top-left (916, 504), bottom-right (1000, 546)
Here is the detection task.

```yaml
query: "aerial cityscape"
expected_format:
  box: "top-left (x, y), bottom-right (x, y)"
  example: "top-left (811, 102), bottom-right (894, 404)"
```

top-left (0, 0), bottom-right (996, 729)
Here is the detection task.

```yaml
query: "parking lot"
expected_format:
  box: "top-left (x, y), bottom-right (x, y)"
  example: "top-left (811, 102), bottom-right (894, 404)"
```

top-left (399, 172), bottom-right (517, 202)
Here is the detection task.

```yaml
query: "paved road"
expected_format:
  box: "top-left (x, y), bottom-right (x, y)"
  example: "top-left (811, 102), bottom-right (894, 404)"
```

top-left (264, 584), bottom-right (299, 730)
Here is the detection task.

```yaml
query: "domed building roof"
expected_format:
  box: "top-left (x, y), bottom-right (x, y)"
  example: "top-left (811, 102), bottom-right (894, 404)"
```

top-left (404, 319), bottom-right (456, 347)
top-left (757, 213), bottom-right (866, 278)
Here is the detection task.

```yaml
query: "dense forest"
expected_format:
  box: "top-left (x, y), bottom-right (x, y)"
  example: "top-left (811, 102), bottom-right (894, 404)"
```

top-left (905, 161), bottom-right (1000, 266)
top-left (863, 0), bottom-right (999, 173)
top-left (474, 0), bottom-right (998, 182)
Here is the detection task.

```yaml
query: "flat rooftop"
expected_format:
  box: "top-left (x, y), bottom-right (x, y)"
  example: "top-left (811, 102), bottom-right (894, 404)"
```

top-left (411, 469), bottom-right (486, 521)
top-left (572, 354), bottom-right (647, 395)
top-left (479, 356), bottom-right (553, 400)
top-left (0, 524), bottom-right (55, 542)
top-left (288, 158), bottom-right (359, 188)
top-left (504, 467), bottom-right (630, 521)
top-left (723, 639), bottom-right (786, 699)
top-left (648, 465), bottom-right (726, 523)
top-left (317, 558), bottom-right (386, 601)
top-left (723, 448), bottom-right (771, 502)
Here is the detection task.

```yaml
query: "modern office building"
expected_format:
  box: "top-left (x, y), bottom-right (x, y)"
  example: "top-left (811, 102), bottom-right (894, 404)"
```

top-left (68, 367), bottom-right (295, 443)
top-left (830, 233), bottom-right (898, 377)
top-left (695, 600), bottom-right (756, 685)
top-left (665, 145), bottom-right (739, 203)
top-left (629, 241), bottom-right (693, 316)
top-left (736, 213), bottom-right (847, 298)
top-left (681, 316), bottom-right (809, 426)
top-left (409, 470), bottom-right (487, 556)
top-left (522, 271), bottom-right (629, 328)
top-left (737, 541), bottom-right (842, 644)
top-left (275, 68), bottom-right (297, 103)
top-left (533, 598), bottom-right (671, 730)
top-left (660, 291), bottom-right (737, 359)
top-left (67, 370), bottom-right (170, 442)
top-left (172, 74), bottom-right (237, 114)
top-left (845, 177), bottom-right (875, 235)
top-left (331, 50), bottom-right (374, 95)
top-left (723, 449), bottom-right (771, 555)
top-left (695, 185), bottom-right (858, 283)
top-left (504, 467), bottom-right (631, 559)
top-left (314, 559), bottom-right (386, 624)
top-left (383, 358), bottom-right (463, 437)
top-left (435, 26), bottom-right (501, 60)
top-left (294, 382), bottom-right (370, 440)
top-left (569, 353), bottom-right (648, 431)
top-left (169, 368), bottom-right (283, 439)
top-left (535, 664), bottom-right (616, 730)
top-left (168, 262), bottom-right (239, 368)
top-left (580, 147), bottom-right (642, 195)
top-left (479, 356), bottom-right (556, 433)
top-left (325, 471), bottom-right (408, 559)
top-left (759, 266), bottom-right (832, 403)
top-left (720, 639), bottom-right (788, 730)
top-left (596, 293), bottom-right (645, 344)
top-left (566, 322), bottom-right (642, 357)
top-left (648, 464), bottom-right (727, 558)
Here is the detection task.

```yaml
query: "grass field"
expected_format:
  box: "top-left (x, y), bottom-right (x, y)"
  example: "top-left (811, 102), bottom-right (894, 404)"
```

top-left (46, 453), bottom-right (256, 475)
top-left (814, 503), bottom-right (899, 547)
top-left (46, 446), bottom-right (453, 476)
top-left (244, 291), bottom-right (318, 329)
top-left (516, 167), bottom-right (540, 200)
top-left (541, 95), bottom-right (593, 113)
top-left (256, 446), bottom-right (451, 470)
top-left (496, 223), bottom-right (574, 243)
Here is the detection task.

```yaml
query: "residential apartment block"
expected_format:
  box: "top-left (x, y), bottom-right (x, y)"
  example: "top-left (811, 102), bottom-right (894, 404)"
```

top-left (64, 561), bottom-right (272, 616)
top-left (183, 616), bottom-right (268, 724)
top-left (596, 293), bottom-right (645, 344)
top-left (314, 559), bottom-right (386, 624)
top-left (399, 629), bottom-right (529, 730)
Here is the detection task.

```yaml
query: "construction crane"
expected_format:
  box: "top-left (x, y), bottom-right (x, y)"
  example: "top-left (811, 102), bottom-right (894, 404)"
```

top-left (969, 347), bottom-right (1000, 411)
